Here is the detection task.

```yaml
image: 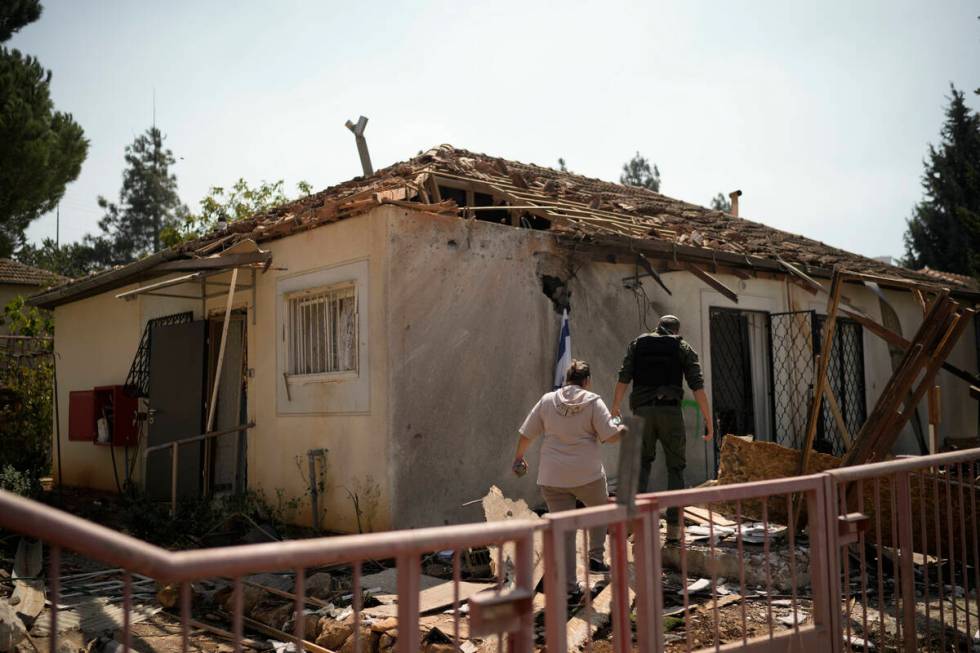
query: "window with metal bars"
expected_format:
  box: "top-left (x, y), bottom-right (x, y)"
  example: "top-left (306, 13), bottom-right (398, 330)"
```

top-left (285, 283), bottom-right (357, 377)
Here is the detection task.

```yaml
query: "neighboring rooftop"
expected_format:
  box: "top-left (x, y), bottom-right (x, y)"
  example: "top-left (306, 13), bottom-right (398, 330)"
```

top-left (918, 266), bottom-right (979, 290)
top-left (31, 144), bottom-right (974, 308)
top-left (0, 258), bottom-right (67, 287)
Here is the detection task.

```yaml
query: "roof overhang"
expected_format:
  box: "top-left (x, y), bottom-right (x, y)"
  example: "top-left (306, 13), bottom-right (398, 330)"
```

top-left (28, 241), bottom-right (272, 309)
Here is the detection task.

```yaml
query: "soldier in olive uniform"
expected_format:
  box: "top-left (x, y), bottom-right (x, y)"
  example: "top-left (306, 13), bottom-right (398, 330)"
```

top-left (611, 315), bottom-right (713, 537)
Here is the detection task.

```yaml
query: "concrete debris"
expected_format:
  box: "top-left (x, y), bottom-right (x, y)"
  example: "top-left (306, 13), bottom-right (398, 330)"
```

top-left (739, 522), bottom-right (787, 544)
top-left (777, 611), bottom-right (808, 627)
top-left (480, 485), bottom-right (544, 587)
top-left (30, 597), bottom-right (162, 637)
top-left (11, 539), bottom-right (44, 624)
top-left (662, 537), bottom-right (810, 593)
top-left (682, 578), bottom-right (712, 595)
top-left (0, 598), bottom-right (27, 652)
top-left (304, 573), bottom-right (334, 598)
top-left (685, 525), bottom-right (735, 543)
top-left (844, 635), bottom-right (876, 650)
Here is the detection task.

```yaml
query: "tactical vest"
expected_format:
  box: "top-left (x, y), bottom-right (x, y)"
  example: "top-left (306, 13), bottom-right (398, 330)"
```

top-left (633, 333), bottom-right (683, 388)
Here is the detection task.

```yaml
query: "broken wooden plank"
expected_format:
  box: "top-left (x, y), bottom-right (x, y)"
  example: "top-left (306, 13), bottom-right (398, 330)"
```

top-left (565, 580), bottom-right (637, 652)
top-left (798, 269), bottom-right (844, 477)
top-left (842, 307), bottom-right (980, 389)
top-left (823, 385), bottom-right (852, 451)
top-left (364, 580), bottom-right (493, 618)
top-left (637, 253), bottom-right (672, 296)
top-left (240, 579), bottom-right (333, 609)
top-left (683, 506), bottom-right (736, 528)
top-left (186, 618), bottom-right (273, 651)
top-left (685, 262), bottom-right (738, 303)
top-left (238, 614), bottom-right (332, 653)
top-left (695, 593), bottom-right (743, 614)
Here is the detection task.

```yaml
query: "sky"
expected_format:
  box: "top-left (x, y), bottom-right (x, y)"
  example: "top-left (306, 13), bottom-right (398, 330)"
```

top-left (10, 0), bottom-right (980, 261)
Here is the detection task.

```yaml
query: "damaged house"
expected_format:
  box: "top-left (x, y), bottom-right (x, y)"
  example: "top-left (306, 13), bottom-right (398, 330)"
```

top-left (30, 145), bottom-right (980, 533)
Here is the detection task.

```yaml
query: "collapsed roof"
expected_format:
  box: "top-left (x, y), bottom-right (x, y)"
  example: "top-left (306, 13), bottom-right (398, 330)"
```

top-left (30, 144), bottom-right (974, 309)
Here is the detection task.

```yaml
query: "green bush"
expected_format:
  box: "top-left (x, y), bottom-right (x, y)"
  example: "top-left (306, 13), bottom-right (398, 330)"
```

top-left (0, 296), bottom-right (53, 497)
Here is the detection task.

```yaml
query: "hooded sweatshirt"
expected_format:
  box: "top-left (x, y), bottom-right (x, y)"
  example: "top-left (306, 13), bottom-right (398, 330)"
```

top-left (518, 385), bottom-right (621, 488)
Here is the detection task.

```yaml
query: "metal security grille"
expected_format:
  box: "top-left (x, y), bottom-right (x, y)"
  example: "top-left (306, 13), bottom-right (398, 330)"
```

top-left (286, 284), bottom-right (357, 376)
top-left (817, 315), bottom-right (867, 454)
top-left (124, 311), bottom-right (194, 398)
top-left (768, 311), bottom-right (818, 451)
top-left (768, 310), bottom-right (867, 456)
top-left (709, 308), bottom-right (755, 466)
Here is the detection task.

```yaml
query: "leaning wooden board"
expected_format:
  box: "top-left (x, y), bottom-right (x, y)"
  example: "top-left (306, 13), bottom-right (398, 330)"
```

top-left (364, 580), bottom-right (494, 617)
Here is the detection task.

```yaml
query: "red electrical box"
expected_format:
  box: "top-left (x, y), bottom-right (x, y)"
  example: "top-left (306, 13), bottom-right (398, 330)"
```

top-left (92, 385), bottom-right (139, 447)
top-left (68, 390), bottom-right (96, 441)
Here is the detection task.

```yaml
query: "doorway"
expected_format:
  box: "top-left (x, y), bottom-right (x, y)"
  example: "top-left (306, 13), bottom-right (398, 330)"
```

top-left (206, 310), bottom-right (248, 496)
top-left (709, 308), bottom-right (773, 467)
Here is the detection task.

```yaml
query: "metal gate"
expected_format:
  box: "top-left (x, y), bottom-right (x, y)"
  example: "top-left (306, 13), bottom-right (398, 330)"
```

top-left (768, 310), bottom-right (867, 456)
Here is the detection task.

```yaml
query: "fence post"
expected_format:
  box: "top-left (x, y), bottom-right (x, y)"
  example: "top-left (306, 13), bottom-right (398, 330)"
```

top-left (512, 534), bottom-right (535, 653)
top-left (812, 475), bottom-right (842, 653)
top-left (895, 471), bottom-right (917, 653)
top-left (632, 500), bottom-right (661, 653)
top-left (395, 553), bottom-right (420, 653)
top-left (610, 521), bottom-right (631, 653)
top-left (542, 518), bottom-right (567, 653)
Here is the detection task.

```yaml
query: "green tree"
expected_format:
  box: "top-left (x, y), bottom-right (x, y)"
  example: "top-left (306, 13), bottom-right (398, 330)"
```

top-left (557, 157), bottom-right (568, 172)
top-left (162, 178), bottom-right (311, 247)
top-left (710, 193), bottom-right (732, 213)
top-left (16, 237), bottom-right (108, 278)
top-left (0, 0), bottom-right (41, 41)
top-left (0, 295), bottom-right (53, 497)
top-left (0, 2), bottom-right (88, 257)
top-left (903, 86), bottom-right (980, 276)
top-left (620, 152), bottom-right (661, 192)
top-left (91, 127), bottom-right (186, 264)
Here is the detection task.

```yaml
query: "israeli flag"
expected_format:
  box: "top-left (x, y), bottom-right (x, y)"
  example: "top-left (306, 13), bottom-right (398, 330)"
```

top-left (553, 309), bottom-right (571, 389)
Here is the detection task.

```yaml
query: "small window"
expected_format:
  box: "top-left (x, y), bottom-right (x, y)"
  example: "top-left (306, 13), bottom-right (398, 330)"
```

top-left (286, 283), bottom-right (357, 377)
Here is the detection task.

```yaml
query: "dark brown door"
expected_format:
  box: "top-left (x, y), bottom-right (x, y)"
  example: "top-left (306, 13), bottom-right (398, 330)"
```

top-left (145, 320), bottom-right (207, 501)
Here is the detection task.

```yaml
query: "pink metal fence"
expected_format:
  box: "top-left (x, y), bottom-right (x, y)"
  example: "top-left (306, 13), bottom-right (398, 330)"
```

top-left (2, 447), bottom-right (979, 653)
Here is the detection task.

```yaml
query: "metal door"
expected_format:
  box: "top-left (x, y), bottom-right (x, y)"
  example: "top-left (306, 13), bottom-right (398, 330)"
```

top-left (145, 320), bottom-right (207, 501)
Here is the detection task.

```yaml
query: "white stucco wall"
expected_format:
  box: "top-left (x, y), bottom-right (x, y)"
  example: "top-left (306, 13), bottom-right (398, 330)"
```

top-left (384, 210), bottom-right (978, 529)
top-left (51, 211), bottom-right (391, 533)
top-left (50, 206), bottom-right (978, 533)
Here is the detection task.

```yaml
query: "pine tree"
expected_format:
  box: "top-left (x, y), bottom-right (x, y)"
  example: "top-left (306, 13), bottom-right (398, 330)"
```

top-left (620, 152), bottom-right (661, 192)
top-left (0, 1), bottom-right (88, 257)
top-left (710, 193), bottom-right (732, 213)
top-left (903, 86), bottom-right (980, 277)
top-left (90, 127), bottom-right (186, 264)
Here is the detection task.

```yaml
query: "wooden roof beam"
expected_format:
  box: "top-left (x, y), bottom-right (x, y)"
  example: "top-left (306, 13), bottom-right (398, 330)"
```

top-left (686, 262), bottom-right (739, 303)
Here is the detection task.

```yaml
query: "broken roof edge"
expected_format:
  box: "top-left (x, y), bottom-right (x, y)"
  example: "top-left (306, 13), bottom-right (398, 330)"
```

top-left (561, 231), bottom-right (980, 301)
top-left (27, 249), bottom-right (183, 309)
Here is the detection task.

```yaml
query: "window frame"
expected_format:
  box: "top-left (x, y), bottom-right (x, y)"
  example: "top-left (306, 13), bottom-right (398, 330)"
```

top-left (283, 280), bottom-right (359, 384)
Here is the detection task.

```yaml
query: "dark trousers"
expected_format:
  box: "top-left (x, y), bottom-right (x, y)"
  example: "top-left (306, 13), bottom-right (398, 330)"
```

top-left (635, 404), bottom-right (686, 525)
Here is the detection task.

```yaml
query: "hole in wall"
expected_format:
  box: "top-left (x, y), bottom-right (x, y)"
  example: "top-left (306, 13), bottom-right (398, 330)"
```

top-left (540, 275), bottom-right (571, 314)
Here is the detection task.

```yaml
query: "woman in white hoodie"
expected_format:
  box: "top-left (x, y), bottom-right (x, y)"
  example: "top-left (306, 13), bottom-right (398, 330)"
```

top-left (512, 359), bottom-right (624, 596)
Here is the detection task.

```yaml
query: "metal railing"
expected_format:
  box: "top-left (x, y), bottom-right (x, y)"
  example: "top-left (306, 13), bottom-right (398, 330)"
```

top-left (2, 447), bottom-right (980, 653)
